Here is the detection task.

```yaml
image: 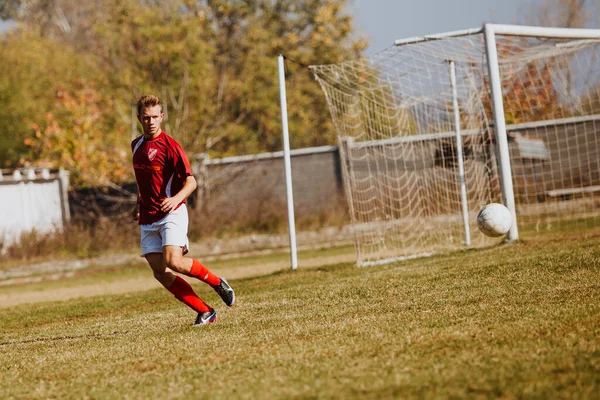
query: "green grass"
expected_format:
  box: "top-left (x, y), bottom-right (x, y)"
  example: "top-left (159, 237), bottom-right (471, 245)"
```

top-left (1, 233), bottom-right (600, 399)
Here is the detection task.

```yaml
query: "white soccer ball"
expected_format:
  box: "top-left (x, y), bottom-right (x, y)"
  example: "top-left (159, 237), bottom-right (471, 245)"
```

top-left (477, 203), bottom-right (512, 237)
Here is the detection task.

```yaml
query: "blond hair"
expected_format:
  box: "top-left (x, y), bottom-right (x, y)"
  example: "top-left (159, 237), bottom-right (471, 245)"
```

top-left (137, 94), bottom-right (162, 116)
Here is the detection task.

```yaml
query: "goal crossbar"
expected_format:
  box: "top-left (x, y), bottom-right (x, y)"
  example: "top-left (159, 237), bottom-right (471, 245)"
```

top-left (394, 24), bottom-right (600, 48)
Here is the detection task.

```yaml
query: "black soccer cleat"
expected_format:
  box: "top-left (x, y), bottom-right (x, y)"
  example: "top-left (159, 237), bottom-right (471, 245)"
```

top-left (193, 309), bottom-right (217, 326)
top-left (213, 277), bottom-right (235, 307)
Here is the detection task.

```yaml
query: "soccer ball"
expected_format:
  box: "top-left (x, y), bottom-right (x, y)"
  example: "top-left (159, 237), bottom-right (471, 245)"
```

top-left (477, 203), bottom-right (512, 237)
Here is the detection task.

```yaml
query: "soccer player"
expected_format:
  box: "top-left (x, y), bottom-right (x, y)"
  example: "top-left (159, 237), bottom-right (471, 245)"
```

top-left (131, 94), bottom-right (235, 326)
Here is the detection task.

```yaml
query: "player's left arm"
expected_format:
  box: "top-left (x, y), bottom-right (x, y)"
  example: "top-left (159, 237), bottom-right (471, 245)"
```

top-left (160, 142), bottom-right (197, 213)
top-left (160, 175), bottom-right (197, 213)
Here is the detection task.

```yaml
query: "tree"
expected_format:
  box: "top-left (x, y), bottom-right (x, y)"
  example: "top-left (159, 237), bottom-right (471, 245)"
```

top-left (26, 82), bottom-right (130, 187)
top-left (166, 0), bottom-right (368, 155)
top-left (474, 38), bottom-right (563, 125)
top-left (0, 29), bottom-right (104, 168)
top-left (0, 0), bottom-right (367, 186)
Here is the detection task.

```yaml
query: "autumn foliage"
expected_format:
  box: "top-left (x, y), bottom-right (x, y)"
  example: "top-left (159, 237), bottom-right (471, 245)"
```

top-left (0, 0), bottom-right (367, 188)
top-left (26, 83), bottom-right (130, 186)
top-left (478, 39), bottom-right (563, 126)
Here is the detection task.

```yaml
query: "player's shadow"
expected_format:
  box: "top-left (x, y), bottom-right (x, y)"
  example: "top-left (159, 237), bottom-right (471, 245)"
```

top-left (0, 330), bottom-right (129, 347)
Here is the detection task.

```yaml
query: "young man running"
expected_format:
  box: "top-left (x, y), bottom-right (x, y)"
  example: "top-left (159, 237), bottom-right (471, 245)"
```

top-left (132, 94), bottom-right (235, 326)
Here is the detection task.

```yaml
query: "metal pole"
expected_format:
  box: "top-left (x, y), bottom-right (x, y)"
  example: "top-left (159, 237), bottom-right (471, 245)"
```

top-left (449, 61), bottom-right (471, 246)
top-left (394, 24), bottom-right (600, 48)
top-left (395, 27), bottom-right (483, 46)
top-left (484, 24), bottom-right (519, 240)
top-left (488, 23), bottom-right (600, 39)
top-left (277, 55), bottom-right (299, 270)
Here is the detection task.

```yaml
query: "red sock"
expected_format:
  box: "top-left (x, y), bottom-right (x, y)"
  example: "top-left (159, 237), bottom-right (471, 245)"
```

top-left (189, 259), bottom-right (221, 287)
top-left (167, 276), bottom-right (211, 313)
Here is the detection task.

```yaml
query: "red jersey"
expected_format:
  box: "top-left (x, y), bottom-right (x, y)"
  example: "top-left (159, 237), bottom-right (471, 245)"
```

top-left (131, 131), bottom-right (193, 225)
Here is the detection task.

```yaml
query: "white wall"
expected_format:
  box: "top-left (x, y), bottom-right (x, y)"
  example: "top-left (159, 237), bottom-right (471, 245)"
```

top-left (0, 169), bottom-right (69, 248)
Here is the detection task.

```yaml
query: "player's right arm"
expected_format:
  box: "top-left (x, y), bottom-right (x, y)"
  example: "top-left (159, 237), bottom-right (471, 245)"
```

top-left (131, 137), bottom-right (143, 222)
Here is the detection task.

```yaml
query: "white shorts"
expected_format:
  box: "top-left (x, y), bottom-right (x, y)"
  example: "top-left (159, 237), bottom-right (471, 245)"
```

top-left (139, 204), bottom-right (190, 256)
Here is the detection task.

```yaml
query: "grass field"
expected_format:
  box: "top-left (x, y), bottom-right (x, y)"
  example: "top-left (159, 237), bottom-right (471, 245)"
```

top-left (1, 231), bottom-right (600, 399)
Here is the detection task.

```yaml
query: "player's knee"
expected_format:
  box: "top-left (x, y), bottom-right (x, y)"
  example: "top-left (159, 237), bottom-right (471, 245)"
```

top-left (164, 258), bottom-right (184, 273)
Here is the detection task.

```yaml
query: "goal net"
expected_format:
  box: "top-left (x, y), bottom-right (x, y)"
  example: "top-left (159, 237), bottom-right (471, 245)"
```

top-left (309, 25), bottom-right (600, 266)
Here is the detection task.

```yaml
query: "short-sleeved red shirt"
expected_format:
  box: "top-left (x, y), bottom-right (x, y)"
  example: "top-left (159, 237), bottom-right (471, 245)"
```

top-left (131, 131), bottom-right (193, 225)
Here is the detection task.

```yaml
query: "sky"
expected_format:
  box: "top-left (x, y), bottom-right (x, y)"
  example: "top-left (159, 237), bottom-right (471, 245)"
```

top-left (350, 0), bottom-right (538, 55)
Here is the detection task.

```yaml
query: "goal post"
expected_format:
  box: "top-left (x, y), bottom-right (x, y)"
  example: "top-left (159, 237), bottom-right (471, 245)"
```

top-left (277, 55), bottom-right (299, 271)
top-left (484, 24), bottom-right (600, 241)
top-left (309, 23), bottom-right (600, 266)
top-left (484, 24), bottom-right (519, 241)
top-left (449, 59), bottom-right (472, 246)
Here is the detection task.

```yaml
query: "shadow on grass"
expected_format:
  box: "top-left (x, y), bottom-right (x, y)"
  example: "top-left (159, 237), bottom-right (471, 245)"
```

top-left (0, 330), bottom-right (131, 347)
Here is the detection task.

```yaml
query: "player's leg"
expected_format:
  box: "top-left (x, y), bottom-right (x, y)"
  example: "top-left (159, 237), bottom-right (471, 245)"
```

top-left (163, 245), bottom-right (216, 284)
top-left (145, 252), bottom-right (216, 325)
top-left (144, 252), bottom-right (176, 288)
top-left (141, 222), bottom-right (215, 325)
top-left (161, 206), bottom-right (236, 307)
top-left (163, 245), bottom-right (236, 307)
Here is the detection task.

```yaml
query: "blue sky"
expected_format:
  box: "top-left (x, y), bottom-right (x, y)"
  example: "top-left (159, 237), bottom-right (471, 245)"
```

top-left (350, 0), bottom-right (537, 54)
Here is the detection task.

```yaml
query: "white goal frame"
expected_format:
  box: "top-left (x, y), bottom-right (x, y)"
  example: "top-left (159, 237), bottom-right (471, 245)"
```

top-left (280, 24), bottom-right (600, 267)
top-left (395, 24), bottom-right (600, 241)
top-left (484, 24), bottom-right (600, 240)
